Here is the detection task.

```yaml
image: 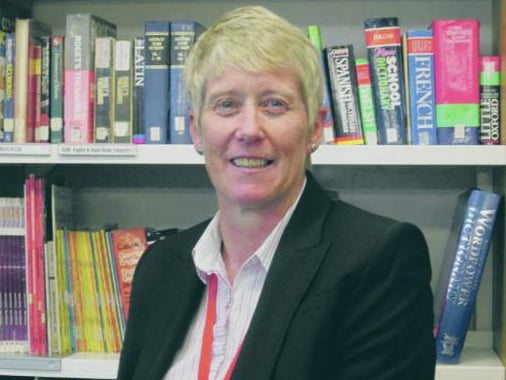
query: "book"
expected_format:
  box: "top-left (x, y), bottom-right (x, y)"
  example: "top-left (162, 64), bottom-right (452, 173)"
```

top-left (113, 39), bottom-right (133, 143)
top-left (28, 43), bottom-right (42, 144)
top-left (0, 31), bottom-right (6, 142)
top-left (432, 19), bottom-right (480, 145)
top-left (355, 58), bottom-right (378, 145)
top-left (133, 36), bottom-right (145, 144)
top-left (94, 36), bottom-right (115, 143)
top-left (144, 20), bottom-right (170, 144)
top-left (64, 13), bottom-right (116, 143)
top-left (37, 36), bottom-right (50, 143)
top-left (364, 17), bottom-right (408, 145)
top-left (169, 20), bottom-right (206, 144)
top-left (405, 29), bottom-right (437, 145)
top-left (3, 31), bottom-right (14, 142)
top-left (49, 35), bottom-right (64, 143)
top-left (324, 45), bottom-right (364, 145)
top-left (307, 24), bottom-right (336, 145)
top-left (110, 227), bottom-right (147, 321)
top-left (479, 56), bottom-right (500, 144)
top-left (434, 188), bottom-right (502, 363)
top-left (13, 18), bottom-right (51, 143)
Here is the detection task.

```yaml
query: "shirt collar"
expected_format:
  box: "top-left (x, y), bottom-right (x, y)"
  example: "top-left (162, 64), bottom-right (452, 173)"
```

top-left (192, 177), bottom-right (307, 283)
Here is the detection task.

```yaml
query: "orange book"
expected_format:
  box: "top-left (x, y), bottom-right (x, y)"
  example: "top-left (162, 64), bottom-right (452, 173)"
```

top-left (111, 227), bottom-right (147, 321)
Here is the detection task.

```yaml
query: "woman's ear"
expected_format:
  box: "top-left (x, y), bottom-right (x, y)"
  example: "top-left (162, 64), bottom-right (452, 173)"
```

top-left (189, 113), bottom-right (204, 154)
top-left (310, 106), bottom-right (327, 150)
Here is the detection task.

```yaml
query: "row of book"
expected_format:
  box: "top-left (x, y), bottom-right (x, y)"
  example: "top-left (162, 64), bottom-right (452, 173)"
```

top-left (309, 18), bottom-right (501, 146)
top-left (0, 177), bottom-right (155, 356)
top-left (0, 10), bottom-right (206, 146)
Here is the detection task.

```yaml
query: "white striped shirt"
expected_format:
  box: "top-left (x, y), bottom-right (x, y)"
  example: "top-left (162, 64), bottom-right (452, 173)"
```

top-left (164, 180), bottom-right (305, 380)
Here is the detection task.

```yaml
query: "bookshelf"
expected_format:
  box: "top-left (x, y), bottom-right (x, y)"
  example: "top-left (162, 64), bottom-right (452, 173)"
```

top-left (0, 0), bottom-right (505, 379)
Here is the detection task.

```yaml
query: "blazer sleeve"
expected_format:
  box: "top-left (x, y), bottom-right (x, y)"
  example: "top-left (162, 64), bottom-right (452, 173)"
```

top-left (337, 222), bottom-right (435, 380)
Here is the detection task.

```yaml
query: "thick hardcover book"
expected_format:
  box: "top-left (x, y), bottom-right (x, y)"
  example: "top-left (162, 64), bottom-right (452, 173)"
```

top-left (37, 36), bottom-right (50, 143)
top-left (94, 36), bottom-right (115, 143)
top-left (364, 17), bottom-right (408, 144)
top-left (405, 29), bottom-right (437, 145)
top-left (114, 39), bottom-right (133, 143)
top-left (110, 227), bottom-right (147, 321)
top-left (432, 19), bottom-right (480, 144)
top-left (49, 35), bottom-right (64, 143)
top-left (64, 13), bottom-right (116, 143)
top-left (307, 24), bottom-right (336, 144)
top-left (133, 36), bottom-right (145, 144)
top-left (479, 56), bottom-right (500, 144)
top-left (169, 20), bottom-right (206, 144)
top-left (3, 31), bottom-right (14, 142)
top-left (355, 58), bottom-right (378, 145)
top-left (434, 188), bottom-right (502, 363)
top-left (14, 18), bottom-right (51, 143)
top-left (324, 45), bottom-right (364, 145)
top-left (144, 20), bottom-right (170, 144)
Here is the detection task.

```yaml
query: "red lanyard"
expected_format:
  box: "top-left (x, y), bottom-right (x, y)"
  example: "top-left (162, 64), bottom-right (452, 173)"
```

top-left (198, 273), bottom-right (242, 380)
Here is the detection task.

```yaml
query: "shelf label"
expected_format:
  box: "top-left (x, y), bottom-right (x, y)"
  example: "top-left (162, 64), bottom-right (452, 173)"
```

top-left (58, 144), bottom-right (138, 156)
top-left (0, 143), bottom-right (51, 156)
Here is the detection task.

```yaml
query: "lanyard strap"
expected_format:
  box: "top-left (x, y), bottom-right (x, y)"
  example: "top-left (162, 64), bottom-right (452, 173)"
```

top-left (198, 274), bottom-right (242, 380)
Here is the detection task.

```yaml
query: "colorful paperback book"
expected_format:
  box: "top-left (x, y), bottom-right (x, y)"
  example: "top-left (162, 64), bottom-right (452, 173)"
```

top-left (133, 36), bottom-right (145, 144)
top-left (434, 188), bottom-right (502, 363)
top-left (364, 17), bottom-right (408, 145)
top-left (114, 39), bottom-right (133, 143)
top-left (37, 36), bottom-right (50, 143)
top-left (94, 36), bottom-right (115, 143)
top-left (324, 45), bottom-right (363, 145)
top-left (355, 58), bottom-right (378, 145)
top-left (169, 20), bottom-right (206, 144)
top-left (3, 31), bottom-right (14, 142)
top-left (479, 56), bottom-right (500, 144)
top-left (405, 29), bottom-right (437, 145)
top-left (49, 35), bottom-right (64, 143)
top-left (307, 24), bottom-right (336, 144)
top-left (432, 19), bottom-right (480, 144)
top-left (64, 14), bottom-right (116, 143)
top-left (144, 20), bottom-right (170, 144)
top-left (0, 31), bottom-right (5, 142)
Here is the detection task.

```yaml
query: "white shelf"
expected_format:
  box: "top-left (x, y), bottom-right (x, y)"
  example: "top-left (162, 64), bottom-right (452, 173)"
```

top-left (0, 347), bottom-right (502, 379)
top-left (0, 143), bottom-right (505, 166)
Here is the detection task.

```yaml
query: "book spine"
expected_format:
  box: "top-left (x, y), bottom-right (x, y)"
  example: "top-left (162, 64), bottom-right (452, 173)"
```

top-left (64, 14), bottom-right (116, 143)
top-left (406, 30), bottom-right (437, 145)
top-left (13, 19), bottom-right (30, 143)
top-left (0, 31), bottom-right (5, 142)
top-left (364, 17), bottom-right (407, 144)
top-left (479, 56), bottom-right (500, 144)
top-left (355, 58), bottom-right (378, 145)
top-left (307, 24), bottom-right (336, 144)
top-left (37, 36), bottom-right (50, 143)
top-left (435, 189), bottom-right (502, 363)
top-left (324, 45), bottom-right (363, 145)
top-left (144, 20), bottom-right (170, 144)
top-left (113, 39), bottom-right (133, 144)
top-left (169, 20), bottom-right (205, 144)
top-left (433, 19), bottom-right (480, 144)
top-left (3, 31), bottom-right (14, 142)
top-left (133, 36), bottom-right (145, 144)
top-left (94, 36), bottom-right (115, 143)
top-left (49, 35), bottom-right (64, 143)
top-left (27, 42), bottom-right (42, 144)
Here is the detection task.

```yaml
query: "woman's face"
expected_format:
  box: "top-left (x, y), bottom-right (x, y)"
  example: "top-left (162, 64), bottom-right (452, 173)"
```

top-left (191, 69), bottom-right (324, 213)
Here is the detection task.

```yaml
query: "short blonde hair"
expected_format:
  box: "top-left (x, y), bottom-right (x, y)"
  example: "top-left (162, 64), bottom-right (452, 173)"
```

top-left (184, 6), bottom-right (324, 129)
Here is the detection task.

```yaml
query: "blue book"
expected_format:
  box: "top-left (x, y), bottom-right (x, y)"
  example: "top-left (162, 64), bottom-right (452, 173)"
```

top-left (144, 20), bottom-right (170, 144)
top-left (169, 20), bottom-right (205, 144)
top-left (3, 31), bottom-right (14, 142)
top-left (434, 188), bottom-right (502, 364)
top-left (405, 30), bottom-right (437, 145)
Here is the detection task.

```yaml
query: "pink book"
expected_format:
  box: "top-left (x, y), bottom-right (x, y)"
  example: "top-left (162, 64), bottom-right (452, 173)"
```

top-left (432, 19), bottom-right (480, 144)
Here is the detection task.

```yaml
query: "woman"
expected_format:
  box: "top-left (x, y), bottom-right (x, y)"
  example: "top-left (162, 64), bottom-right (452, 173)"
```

top-left (117, 5), bottom-right (435, 380)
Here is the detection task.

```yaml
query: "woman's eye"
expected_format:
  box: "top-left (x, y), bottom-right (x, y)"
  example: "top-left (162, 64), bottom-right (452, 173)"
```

top-left (214, 99), bottom-right (238, 115)
top-left (262, 98), bottom-right (289, 114)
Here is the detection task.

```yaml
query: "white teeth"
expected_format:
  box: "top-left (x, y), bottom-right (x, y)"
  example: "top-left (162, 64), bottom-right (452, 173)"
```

top-left (232, 158), bottom-right (270, 168)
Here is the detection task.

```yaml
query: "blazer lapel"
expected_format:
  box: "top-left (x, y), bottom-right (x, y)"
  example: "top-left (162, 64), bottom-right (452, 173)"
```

top-left (231, 173), bottom-right (333, 380)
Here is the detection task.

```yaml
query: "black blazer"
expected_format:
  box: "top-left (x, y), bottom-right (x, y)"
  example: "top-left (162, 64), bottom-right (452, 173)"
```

top-left (117, 173), bottom-right (435, 380)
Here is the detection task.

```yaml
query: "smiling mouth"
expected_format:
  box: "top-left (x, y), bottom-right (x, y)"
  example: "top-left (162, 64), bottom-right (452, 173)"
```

top-left (231, 158), bottom-right (274, 168)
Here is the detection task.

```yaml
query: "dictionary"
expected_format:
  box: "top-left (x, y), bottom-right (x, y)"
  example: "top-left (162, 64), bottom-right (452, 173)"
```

top-left (434, 188), bottom-right (502, 363)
